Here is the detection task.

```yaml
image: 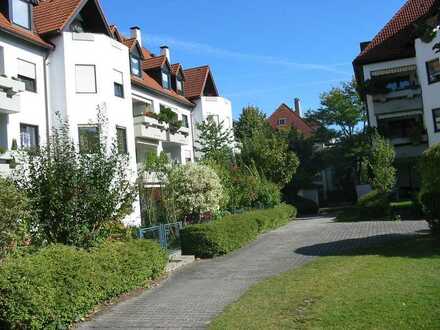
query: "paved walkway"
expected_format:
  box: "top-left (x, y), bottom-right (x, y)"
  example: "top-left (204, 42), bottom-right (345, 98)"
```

top-left (77, 217), bottom-right (428, 330)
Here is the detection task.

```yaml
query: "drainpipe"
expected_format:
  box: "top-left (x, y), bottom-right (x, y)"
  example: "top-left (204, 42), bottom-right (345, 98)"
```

top-left (43, 49), bottom-right (51, 148)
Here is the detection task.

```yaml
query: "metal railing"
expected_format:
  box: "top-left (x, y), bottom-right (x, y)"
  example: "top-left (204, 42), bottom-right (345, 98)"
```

top-left (138, 222), bottom-right (183, 250)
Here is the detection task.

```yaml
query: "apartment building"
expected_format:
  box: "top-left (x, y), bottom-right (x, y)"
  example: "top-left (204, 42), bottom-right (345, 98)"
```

top-left (353, 0), bottom-right (440, 195)
top-left (0, 0), bottom-right (234, 225)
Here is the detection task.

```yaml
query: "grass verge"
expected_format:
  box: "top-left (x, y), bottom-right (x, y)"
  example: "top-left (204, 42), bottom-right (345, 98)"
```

top-left (210, 235), bottom-right (440, 330)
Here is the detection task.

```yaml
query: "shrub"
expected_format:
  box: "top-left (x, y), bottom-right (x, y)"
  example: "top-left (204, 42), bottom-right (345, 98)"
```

top-left (0, 178), bottom-right (30, 259)
top-left (289, 195), bottom-right (319, 215)
top-left (357, 190), bottom-right (390, 219)
top-left (368, 132), bottom-right (396, 193)
top-left (167, 163), bottom-right (224, 222)
top-left (0, 240), bottom-right (167, 330)
top-left (419, 143), bottom-right (440, 234)
top-left (15, 113), bottom-right (137, 248)
top-left (181, 204), bottom-right (296, 258)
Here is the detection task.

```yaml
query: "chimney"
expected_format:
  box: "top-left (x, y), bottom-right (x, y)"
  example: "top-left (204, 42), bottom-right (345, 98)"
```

top-left (160, 45), bottom-right (170, 62)
top-left (130, 26), bottom-right (142, 47)
top-left (294, 98), bottom-right (302, 117)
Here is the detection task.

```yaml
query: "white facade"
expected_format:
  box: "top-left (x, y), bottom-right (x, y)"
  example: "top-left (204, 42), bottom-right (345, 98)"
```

top-left (191, 96), bottom-right (234, 159)
top-left (132, 85), bottom-right (194, 170)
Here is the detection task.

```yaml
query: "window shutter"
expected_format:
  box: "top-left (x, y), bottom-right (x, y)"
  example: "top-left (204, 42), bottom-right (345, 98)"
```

top-left (75, 65), bottom-right (96, 93)
top-left (18, 59), bottom-right (36, 79)
top-left (113, 69), bottom-right (123, 85)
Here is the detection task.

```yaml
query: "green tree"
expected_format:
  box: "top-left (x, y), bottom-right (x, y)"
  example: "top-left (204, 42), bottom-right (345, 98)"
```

top-left (234, 106), bottom-right (272, 141)
top-left (16, 114), bottom-right (137, 248)
top-left (368, 133), bottom-right (396, 193)
top-left (196, 119), bottom-right (234, 163)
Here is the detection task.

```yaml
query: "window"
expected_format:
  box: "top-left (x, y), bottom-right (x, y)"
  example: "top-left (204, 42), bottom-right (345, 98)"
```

top-left (113, 69), bottom-right (124, 98)
top-left (75, 65), bottom-right (96, 93)
top-left (207, 114), bottom-right (219, 124)
top-left (426, 59), bottom-right (440, 84)
top-left (162, 70), bottom-right (170, 89)
top-left (133, 100), bottom-right (153, 117)
top-left (182, 114), bottom-right (189, 128)
top-left (384, 75), bottom-right (411, 91)
top-left (17, 59), bottom-right (36, 92)
top-left (277, 118), bottom-right (287, 126)
top-left (11, 0), bottom-right (31, 30)
top-left (116, 127), bottom-right (128, 154)
top-left (176, 77), bottom-right (183, 95)
top-left (130, 55), bottom-right (141, 77)
top-left (20, 123), bottom-right (38, 148)
top-left (433, 109), bottom-right (440, 133)
top-left (78, 125), bottom-right (99, 153)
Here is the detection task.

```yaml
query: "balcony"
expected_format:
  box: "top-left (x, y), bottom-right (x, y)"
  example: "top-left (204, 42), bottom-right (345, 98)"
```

top-left (167, 127), bottom-right (191, 145)
top-left (372, 88), bottom-right (423, 115)
top-left (134, 115), bottom-right (167, 141)
top-left (0, 76), bottom-right (25, 114)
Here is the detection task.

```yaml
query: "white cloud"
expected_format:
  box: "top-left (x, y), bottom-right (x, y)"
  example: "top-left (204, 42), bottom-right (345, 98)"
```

top-left (142, 34), bottom-right (351, 75)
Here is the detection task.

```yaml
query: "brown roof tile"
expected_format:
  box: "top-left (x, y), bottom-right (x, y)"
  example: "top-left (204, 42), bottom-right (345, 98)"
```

top-left (34, 0), bottom-right (83, 35)
top-left (354, 0), bottom-right (438, 65)
top-left (268, 103), bottom-right (315, 137)
top-left (183, 66), bottom-right (212, 100)
top-left (142, 55), bottom-right (167, 70)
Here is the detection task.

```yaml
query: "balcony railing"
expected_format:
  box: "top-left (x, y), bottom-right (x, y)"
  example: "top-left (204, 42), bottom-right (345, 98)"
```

top-left (134, 114), bottom-right (167, 141)
top-left (0, 75), bottom-right (25, 114)
top-left (372, 88), bottom-right (423, 115)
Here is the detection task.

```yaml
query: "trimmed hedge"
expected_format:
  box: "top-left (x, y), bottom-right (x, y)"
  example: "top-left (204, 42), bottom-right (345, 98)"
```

top-left (356, 190), bottom-right (391, 220)
top-left (181, 204), bottom-right (297, 258)
top-left (0, 240), bottom-right (167, 330)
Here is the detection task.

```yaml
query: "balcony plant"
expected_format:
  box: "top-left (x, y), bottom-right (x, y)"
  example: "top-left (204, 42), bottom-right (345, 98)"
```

top-left (414, 22), bottom-right (437, 43)
top-left (157, 106), bottom-right (182, 135)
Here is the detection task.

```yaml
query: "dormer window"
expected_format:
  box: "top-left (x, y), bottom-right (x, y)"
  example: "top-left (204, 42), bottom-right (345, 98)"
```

top-left (162, 70), bottom-right (170, 89)
top-left (10, 0), bottom-right (32, 30)
top-left (176, 77), bottom-right (184, 95)
top-left (130, 55), bottom-right (141, 77)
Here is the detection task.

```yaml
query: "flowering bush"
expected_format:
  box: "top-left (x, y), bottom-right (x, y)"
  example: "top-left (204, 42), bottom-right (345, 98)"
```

top-left (167, 164), bottom-right (224, 222)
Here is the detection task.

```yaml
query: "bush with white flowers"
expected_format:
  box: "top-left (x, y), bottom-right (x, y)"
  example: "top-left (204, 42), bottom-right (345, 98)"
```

top-left (167, 163), bottom-right (224, 222)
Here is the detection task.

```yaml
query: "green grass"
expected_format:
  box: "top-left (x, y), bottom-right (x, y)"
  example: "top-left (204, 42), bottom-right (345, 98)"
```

top-left (210, 235), bottom-right (440, 330)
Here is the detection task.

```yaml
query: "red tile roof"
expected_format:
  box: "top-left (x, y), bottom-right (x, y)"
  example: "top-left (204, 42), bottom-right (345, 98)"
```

top-left (0, 12), bottom-right (51, 48)
top-left (131, 74), bottom-right (194, 107)
top-left (354, 0), bottom-right (438, 65)
top-left (183, 65), bottom-right (219, 100)
top-left (268, 103), bottom-right (315, 137)
top-left (34, 0), bottom-right (84, 35)
top-left (143, 55), bottom-right (168, 70)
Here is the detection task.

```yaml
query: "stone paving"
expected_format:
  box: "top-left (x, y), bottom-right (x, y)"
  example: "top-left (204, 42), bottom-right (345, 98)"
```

top-left (77, 217), bottom-right (428, 330)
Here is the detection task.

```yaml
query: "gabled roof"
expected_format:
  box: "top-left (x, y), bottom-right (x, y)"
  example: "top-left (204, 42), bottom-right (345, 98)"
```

top-left (268, 103), bottom-right (315, 137)
top-left (34, 0), bottom-right (83, 35)
top-left (142, 55), bottom-right (169, 71)
top-left (0, 12), bottom-right (51, 48)
top-left (131, 74), bottom-right (194, 107)
top-left (171, 63), bottom-right (185, 79)
top-left (354, 0), bottom-right (439, 65)
top-left (183, 65), bottom-right (219, 100)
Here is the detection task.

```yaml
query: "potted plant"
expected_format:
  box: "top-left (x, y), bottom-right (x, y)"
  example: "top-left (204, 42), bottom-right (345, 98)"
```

top-left (157, 107), bottom-right (182, 135)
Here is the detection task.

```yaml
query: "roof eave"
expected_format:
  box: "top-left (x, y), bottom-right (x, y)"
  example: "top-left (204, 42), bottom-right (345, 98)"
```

top-left (0, 27), bottom-right (52, 49)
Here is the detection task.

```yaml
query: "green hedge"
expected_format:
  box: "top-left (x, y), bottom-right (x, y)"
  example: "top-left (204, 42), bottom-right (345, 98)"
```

top-left (181, 204), bottom-right (297, 258)
top-left (0, 240), bottom-right (167, 330)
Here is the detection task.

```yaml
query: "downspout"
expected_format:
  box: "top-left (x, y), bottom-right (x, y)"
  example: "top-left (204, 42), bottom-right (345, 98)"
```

top-left (43, 46), bottom-right (53, 147)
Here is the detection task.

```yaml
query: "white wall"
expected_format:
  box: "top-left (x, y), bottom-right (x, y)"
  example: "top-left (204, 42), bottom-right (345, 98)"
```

top-left (415, 34), bottom-right (440, 146)
top-left (0, 32), bottom-right (47, 149)
top-left (132, 85), bottom-right (194, 165)
top-left (48, 32), bottom-right (140, 226)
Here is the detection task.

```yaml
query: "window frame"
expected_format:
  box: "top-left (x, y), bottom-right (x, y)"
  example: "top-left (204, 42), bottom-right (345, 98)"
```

top-left (433, 108), bottom-right (440, 133)
top-left (162, 69), bottom-right (171, 90)
top-left (116, 126), bottom-right (128, 154)
top-left (10, 0), bottom-right (32, 30)
top-left (277, 118), bottom-right (287, 126)
top-left (17, 58), bottom-right (37, 92)
top-left (78, 125), bottom-right (100, 154)
top-left (130, 55), bottom-right (142, 77)
top-left (19, 123), bottom-right (39, 148)
top-left (182, 114), bottom-right (189, 128)
top-left (176, 76), bottom-right (184, 95)
top-left (75, 64), bottom-right (97, 94)
top-left (426, 59), bottom-right (440, 85)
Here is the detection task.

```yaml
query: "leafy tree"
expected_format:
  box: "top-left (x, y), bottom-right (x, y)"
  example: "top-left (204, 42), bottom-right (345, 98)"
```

top-left (234, 106), bottom-right (272, 141)
top-left (307, 79), bottom-right (366, 140)
top-left (196, 119), bottom-right (234, 163)
top-left (368, 132), bottom-right (396, 193)
top-left (0, 177), bottom-right (30, 258)
top-left (166, 164), bottom-right (224, 223)
top-left (16, 114), bottom-right (137, 248)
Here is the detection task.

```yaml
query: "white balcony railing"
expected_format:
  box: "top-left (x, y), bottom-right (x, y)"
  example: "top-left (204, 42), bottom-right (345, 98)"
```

top-left (134, 115), bottom-right (167, 141)
top-left (372, 88), bottom-right (423, 115)
top-left (0, 75), bottom-right (25, 114)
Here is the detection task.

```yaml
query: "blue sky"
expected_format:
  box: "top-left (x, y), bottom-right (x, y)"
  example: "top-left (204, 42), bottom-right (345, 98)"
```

top-left (101, 0), bottom-right (406, 118)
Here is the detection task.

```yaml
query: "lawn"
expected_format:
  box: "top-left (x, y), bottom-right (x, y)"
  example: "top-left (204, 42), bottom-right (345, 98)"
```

top-left (210, 235), bottom-right (440, 330)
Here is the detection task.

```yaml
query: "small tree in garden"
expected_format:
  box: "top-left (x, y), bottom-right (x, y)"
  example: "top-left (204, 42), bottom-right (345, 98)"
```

top-left (368, 133), bottom-right (396, 193)
top-left (196, 119), bottom-right (234, 163)
top-left (166, 163), bottom-right (223, 223)
top-left (419, 143), bottom-right (440, 235)
top-left (0, 177), bottom-right (30, 259)
top-left (16, 113), bottom-right (137, 248)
